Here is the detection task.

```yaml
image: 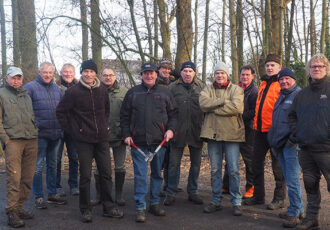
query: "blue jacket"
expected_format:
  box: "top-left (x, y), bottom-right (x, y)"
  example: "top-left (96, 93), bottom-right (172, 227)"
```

top-left (24, 75), bottom-right (63, 140)
top-left (268, 84), bottom-right (301, 149)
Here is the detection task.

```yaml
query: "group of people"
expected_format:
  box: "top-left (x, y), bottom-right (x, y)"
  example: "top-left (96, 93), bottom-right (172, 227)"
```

top-left (0, 53), bottom-right (329, 230)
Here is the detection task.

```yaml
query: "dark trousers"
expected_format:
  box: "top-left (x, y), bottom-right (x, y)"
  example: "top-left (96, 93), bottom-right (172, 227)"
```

top-left (223, 127), bottom-right (255, 191)
top-left (252, 131), bottom-right (286, 201)
top-left (75, 141), bottom-right (114, 212)
top-left (162, 146), bottom-right (170, 189)
top-left (299, 148), bottom-right (330, 219)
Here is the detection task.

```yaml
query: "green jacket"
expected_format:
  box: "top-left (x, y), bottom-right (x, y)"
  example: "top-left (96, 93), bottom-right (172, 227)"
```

top-left (199, 81), bottom-right (245, 142)
top-left (169, 77), bottom-right (205, 148)
top-left (105, 81), bottom-right (128, 145)
top-left (0, 83), bottom-right (38, 144)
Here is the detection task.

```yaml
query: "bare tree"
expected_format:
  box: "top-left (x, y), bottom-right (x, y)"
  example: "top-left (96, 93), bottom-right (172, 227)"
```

top-left (193, 0), bottom-right (198, 65)
top-left (12, 0), bottom-right (20, 66)
top-left (153, 0), bottom-right (159, 59)
top-left (0, 0), bottom-right (6, 79)
top-left (236, 0), bottom-right (243, 68)
top-left (91, 0), bottom-right (102, 71)
top-left (310, 0), bottom-right (316, 56)
top-left (285, 0), bottom-right (295, 66)
top-left (142, 0), bottom-right (153, 58)
top-left (80, 0), bottom-right (88, 60)
top-left (201, 0), bottom-right (210, 82)
top-left (320, 0), bottom-right (328, 54)
top-left (221, 0), bottom-right (226, 62)
top-left (229, 0), bottom-right (239, 83)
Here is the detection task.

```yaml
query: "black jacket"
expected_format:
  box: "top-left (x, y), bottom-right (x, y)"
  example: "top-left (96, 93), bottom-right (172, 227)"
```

top-left (288, 76), bottom-right (330, 151)
top-left (169, 77), bottom-right (205, 148)
top-left (120, 82), bottom-right (177, 146)
top-left (241, 82), bottom-right (258, 129)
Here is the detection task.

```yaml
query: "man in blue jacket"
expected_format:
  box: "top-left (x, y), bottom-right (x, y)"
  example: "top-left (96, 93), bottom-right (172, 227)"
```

top-left (25, 62), bottom-right (67, 209)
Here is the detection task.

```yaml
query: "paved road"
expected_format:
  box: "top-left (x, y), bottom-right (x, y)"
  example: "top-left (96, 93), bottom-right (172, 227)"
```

top-left (0, 165), bottom-right (329, 230)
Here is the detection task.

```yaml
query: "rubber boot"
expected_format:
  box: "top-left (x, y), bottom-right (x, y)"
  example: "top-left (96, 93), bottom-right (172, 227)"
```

top-left (115, 172), bottom-right (126, 206)
top-left (91, 173), bottom-right (101, 206)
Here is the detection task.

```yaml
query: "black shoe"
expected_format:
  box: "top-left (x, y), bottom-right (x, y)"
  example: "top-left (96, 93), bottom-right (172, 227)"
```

top-left (279, 211), bottom-right (305, 220)
top-left (7, 211), bottom-right (25, 228)
top-left (90, 199), bottom-right (101, 206)
top-left (148, 204), bottom-right (166, 216)
top-left (233, 206), bottom-right (242, 216)
top-left (35, 198), bottom-right (47, 209)
top-left (135, 209), bottom-right (146, 223)
top-left (164, 195), bottom-right (175, 206)
top-left (47, 194), bottom-right (67, 205)
top-left (282, 216), bottom-right (300, 228)
top-left (267, 200), bottom-right (284, 210)
top-left (188, 194), bottom-right (203, 205)
top-left (17, 209), bottom-right (34, 219)
top-left (203, 203), bottom-right (222, 213)
top-left (296, 218), bottom-right (320, 230)
top-left (81, 210), bottom-right (92, 223)
top-left (103, 207), bottom-right (124, 218)
top-left (243, 197), bottom-right (265, 206)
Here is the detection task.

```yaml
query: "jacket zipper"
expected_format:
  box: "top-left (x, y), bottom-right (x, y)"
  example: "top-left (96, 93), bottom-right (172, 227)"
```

top-left (90, 89), bottom-right (99, 135)
top-left (46, 86), bottom-right (57, 129)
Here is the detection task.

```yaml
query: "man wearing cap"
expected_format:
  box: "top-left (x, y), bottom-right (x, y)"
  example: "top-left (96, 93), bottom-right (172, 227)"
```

top-left (244, 54), bottom-right (286, 209)
top-left (24, 62), bottom-right (67, 209)
top-left (55, 63), bottom-right (79, 197)
top-left (0, 67), bottom-right (38, 228)
top-left (56, 59), bottom-right (123, 223)
top-left (268, 68), bottom-right (303, 228)
top-left (164, 61), bottom-right (205, 206)
top-left (120, 62), bottom-right (177, 222)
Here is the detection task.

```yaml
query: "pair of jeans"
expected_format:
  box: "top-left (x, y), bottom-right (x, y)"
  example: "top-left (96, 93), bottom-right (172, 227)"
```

top-left (252, 131), bottom-right (286, 201)
top-left (131, 145), bottom-right (165, 210)
top-left (33, 138), bottom-right (61, 199)
top-left (166, 145), bottom-right (202, 196)
top-left (56, 132), bottom-right (78, 189)
top-left (299, 148), bottom-right (330, 219)
top-left (278, 146), bottom-right (304, 217)
top-left (207, 140), bottom-right (242, 206)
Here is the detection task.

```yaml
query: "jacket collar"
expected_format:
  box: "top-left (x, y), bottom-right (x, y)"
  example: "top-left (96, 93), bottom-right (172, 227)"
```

top-left (79, 77), bottom-right (100, 89)
top-left (261, 74), bottom-right (278, 83)
top-left (102, 80), bottom-right (120, 92)
top-left (280, 84), bottom-right (298, 95)
top-left (5, 83), bottom-right (26, 95)
top-left (176, 76), bottom-right (199, 85)
top-left (309, 76), bottom-right (328, 91)
top-left (36, 75), bottom-right (54, 86)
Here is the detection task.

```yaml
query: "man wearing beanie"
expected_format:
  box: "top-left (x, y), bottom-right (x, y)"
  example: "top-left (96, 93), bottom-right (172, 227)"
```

top-left (57, 59), bottom-right (124, 223)
top-left (164, 61), bottom-right (205, 206)
top-left (200, 61), bottom-right (244, 216)
top-left (121, 62), bottom-right (177, 222)
top-left (25, 62), bottom-right (67, 210)
top-left (244, 54), bottom-right (286, 210)
top-left (268, 68), bottom-right (304, 228)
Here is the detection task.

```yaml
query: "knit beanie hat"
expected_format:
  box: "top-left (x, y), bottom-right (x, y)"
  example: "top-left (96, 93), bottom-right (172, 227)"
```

top-left (265, 54), bottom-right (281, 65)
top-left (214, 61), bottom-right (230, 76)
top-left (180, 61), bottom-right (196, 72)
top-left (80, 59), bottom-right (98, 74)
top-left (158, 58), bottom-right (173, 70)
top-left (278, 67), bottom-right (296, 80)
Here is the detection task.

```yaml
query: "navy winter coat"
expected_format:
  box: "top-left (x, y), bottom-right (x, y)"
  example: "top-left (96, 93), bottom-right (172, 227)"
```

top-left (268, 84), bottom-right (301, 149)
top-left (24, 75), bottom-right (63, 140)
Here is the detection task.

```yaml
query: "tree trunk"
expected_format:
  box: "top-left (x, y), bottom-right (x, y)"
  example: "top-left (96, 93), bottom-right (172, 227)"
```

top-left (229, 0), bottom-right (239, 83)
top-left (175, 0), bottom-right (193, 70)
top-left (17, 0), bottom-right (38, 83)
top-left (320, 0), bottom-right (328, 54)
top-left (153, 0), bottom-right (159, 59)
top-left (142, 0), bottom-right (153, 58)
top-left (270, 0), bottom-right (282, 57)
top-left (0, 0), bottom-right (7, 80)
top-left (127, 0), bottom-right (146, 63)
top-left (157, 0), bottom-right (174, 59)
top-left (201, 0), bottom-right (210, 82)
top-left (236, 0), bottom-right (243, 69)
top-left (310, 0), bottom-right (316, 56)
top-left (285, 0), bottom-right (295, 66)
top-left (221, 0), bottom-right (226, 62)
top-left (193, 0), bottom-right (198, 65)
top-left (91, 0), bottom-right (102, 72)
top-left (80, 0), bottom-right (88, 61)
top-left (11, 0), bottom-right (20, 66)
top-left (302, 0), bottom-right (309, 63)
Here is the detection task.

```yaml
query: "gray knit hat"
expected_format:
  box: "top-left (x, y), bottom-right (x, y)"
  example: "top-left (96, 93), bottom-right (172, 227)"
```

top-left (214, 62), bottom-right (230, 76)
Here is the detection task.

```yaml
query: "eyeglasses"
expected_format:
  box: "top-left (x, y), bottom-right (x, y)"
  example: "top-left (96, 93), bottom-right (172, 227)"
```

top-left (102, 74), bottom-right (115, 78)
top-left (310, 65), bottom-right (326, 69)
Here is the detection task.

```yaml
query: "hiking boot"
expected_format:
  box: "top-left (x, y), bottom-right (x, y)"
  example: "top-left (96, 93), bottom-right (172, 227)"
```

top-left (222, 188), bottom-right (229, 194)
top-left (243, 186), bottom-right (254, 199)
top-left (164, 195), bottom-right (175, 206)
top-left (148, 204), bottom-right (166, 216)
top-left (188, 194), bottom-right (203, 205)
top-left (279, 211), bottom-right (305, 220)
top-left (17, 209), bottom-right (34, 219)
top-left (296, 218), bottom-right (320, 230)
top-left (48, 194), bottom-right (67, 205)
top-left (81, 210), bottom-right (92, 223)
top-left (103, 207), bottom-right (124, 218)
top-left (56, 188), bottom-right (66, 197)
top-left (35, 198), bottom-right (47, 209)
top-left (7, 211), bottom-right (25, 228)
top-left (70, 188), bottom-right (80, 196)
top-left (243, 197), bottom-right (265, 206)
top-left (282, 216), bottom-right (300, 228)
top-left (233, 206), bottom-right (242, 216)
top-left (203, 203), bottom-right (222, 213)
top-left (135, 209), bottom-right (146, 223)
top-left (267, 199), bottom-right (284, 210)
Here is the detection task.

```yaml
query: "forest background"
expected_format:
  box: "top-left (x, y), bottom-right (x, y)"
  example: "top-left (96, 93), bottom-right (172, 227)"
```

top-left (0, 0), bottom-right (329, 87)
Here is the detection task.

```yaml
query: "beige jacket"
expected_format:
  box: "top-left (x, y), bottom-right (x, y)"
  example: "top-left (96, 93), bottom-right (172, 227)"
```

top-left (199, 82), bottom-right (245, 142)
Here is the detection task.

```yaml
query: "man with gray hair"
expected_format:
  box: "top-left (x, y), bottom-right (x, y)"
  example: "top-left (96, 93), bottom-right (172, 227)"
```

top-left (25, 62), bottom-right (67, 209)
top-left (1, 67), bottom-right (38, 228)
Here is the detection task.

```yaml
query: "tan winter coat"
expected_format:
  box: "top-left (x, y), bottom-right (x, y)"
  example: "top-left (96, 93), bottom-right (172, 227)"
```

top-left (199, 82), bottom-right (245, 142)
